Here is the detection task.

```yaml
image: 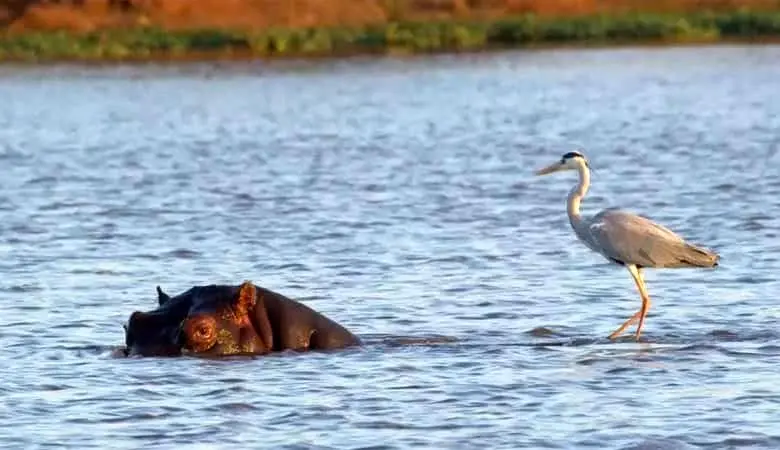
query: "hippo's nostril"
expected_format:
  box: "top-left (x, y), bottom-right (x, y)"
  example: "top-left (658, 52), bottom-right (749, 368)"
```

top-left (129, 311), bottom-right (144, 324)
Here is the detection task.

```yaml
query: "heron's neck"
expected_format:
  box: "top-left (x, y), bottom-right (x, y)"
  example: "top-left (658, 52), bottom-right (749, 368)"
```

top-left (567, 162), bottom-right (590, 229)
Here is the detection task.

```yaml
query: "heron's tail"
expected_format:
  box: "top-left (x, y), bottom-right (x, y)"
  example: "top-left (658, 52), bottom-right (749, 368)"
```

top-left (677, 243), bottom-right (720, 268)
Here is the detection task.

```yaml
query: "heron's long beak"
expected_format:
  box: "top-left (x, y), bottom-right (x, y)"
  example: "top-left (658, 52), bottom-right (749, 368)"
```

top-left (535, 161), bottom-right (564, 176)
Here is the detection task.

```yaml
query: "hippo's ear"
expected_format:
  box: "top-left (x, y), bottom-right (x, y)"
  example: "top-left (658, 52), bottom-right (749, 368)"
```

top-left (156, 286), bottom-right (171, 306)
top-left (236, 281), bottom-right (257, 318)
top-left (237, 280), bottom-right (273, 350)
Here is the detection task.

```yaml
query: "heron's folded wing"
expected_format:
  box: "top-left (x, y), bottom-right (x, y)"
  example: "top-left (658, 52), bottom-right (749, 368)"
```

top-left (587, 209), bottom-right (685, 267)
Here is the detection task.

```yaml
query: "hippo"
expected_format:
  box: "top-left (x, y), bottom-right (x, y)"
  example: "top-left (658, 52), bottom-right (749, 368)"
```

top-left (123, 280), bottom-right (362, 357)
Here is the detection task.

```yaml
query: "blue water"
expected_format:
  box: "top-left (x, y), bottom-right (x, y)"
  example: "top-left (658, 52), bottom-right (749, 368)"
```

top-left (1, 44), bottom-right (779, 449)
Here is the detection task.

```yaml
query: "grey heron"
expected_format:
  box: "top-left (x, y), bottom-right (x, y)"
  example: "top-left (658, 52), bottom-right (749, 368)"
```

top-left (535, 151), bottom-right (719, 341)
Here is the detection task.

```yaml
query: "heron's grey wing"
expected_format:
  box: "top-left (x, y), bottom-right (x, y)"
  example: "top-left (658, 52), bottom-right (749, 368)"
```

top-left (585, 209), bottom-right (690, 268)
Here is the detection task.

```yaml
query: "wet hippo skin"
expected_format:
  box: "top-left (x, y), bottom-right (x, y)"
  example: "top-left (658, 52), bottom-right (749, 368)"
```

top-left (123, 281), bottom-right (362, 357)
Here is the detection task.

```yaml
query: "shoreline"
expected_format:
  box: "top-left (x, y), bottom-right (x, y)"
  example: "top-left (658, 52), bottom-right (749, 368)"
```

top-left (2, 10), bottom-right (780, 64)
top-left (2, 38), bottom-right (778, 69)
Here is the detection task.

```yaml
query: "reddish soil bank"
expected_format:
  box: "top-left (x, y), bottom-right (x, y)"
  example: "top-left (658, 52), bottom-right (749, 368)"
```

top-left (3, 0), bottom-right (780, 34)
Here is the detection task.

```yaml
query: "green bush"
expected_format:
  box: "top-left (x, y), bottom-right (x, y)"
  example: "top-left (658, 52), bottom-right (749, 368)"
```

top-left (1, 10), bottom-right (780, 61)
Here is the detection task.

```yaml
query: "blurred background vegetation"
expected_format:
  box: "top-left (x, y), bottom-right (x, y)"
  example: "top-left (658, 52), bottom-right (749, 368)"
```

top-left (2, 0), bottom-right (780, 60)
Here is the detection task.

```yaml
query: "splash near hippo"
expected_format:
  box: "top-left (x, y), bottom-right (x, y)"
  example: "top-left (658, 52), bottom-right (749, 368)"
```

top-left (123, 281), bottom-right (362, 357)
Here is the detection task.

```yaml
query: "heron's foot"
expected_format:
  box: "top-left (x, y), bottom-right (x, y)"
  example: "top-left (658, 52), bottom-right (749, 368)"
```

top-left (607, 311), bottom-right (641, 341)
top-left (607, 329), bottom-right (623, 340)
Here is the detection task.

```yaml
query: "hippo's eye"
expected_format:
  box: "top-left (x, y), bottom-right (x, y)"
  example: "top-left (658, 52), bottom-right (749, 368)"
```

top-left (191, 322), bottom-right (214, 340)
top-left (195, 326), bottom-right (210, 338)
top-left (183, 315), bottom-right (218, 351)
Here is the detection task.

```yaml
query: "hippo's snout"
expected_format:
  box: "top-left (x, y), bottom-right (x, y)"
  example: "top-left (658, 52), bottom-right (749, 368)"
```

top-left (123, 311), bottom-right (183, 357)
top-left (124, 311), bottom-right (142, 347)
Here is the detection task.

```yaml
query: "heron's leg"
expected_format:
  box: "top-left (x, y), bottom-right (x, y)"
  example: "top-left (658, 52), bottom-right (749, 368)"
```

top-left (628, 265), bottom-right (652, 341)
top-left (607, 264), bottom-right (652, 340)
top-left (607, 310), bottom-right (641, 340)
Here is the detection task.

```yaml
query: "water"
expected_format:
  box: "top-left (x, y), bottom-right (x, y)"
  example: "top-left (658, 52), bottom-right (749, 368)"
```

top-left (1, 44), bottom-right (779, 449)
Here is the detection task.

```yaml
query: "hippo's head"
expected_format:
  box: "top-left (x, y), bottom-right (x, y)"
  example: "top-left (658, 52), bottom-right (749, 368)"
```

top-left (124, 281), bottom-right (274, 357)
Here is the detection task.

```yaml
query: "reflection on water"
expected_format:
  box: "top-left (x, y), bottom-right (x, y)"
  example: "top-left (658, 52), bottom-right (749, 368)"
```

top-left (1, 44), bottom-right (779, 449)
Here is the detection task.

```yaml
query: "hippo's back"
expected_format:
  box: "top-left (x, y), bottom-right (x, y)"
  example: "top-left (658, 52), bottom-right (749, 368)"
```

top-left (258, 286), bottom-right (362, 349)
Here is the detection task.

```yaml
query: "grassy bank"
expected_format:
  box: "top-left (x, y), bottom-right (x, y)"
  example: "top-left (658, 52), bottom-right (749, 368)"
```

top-left (2, 10), bottom-right (780, 62)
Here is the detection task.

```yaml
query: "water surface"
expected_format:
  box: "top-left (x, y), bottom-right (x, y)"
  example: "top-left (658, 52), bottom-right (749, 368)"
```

top-left (1, 44), bottom-right (779, 449)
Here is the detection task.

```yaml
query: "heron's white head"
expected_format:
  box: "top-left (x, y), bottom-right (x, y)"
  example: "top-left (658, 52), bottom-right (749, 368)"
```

top-left (535, 151), bottom-right (590, 176)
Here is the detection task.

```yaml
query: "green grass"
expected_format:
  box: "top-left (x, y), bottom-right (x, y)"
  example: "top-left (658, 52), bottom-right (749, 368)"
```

top-left (2, 10), bottom-right (780, 61)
